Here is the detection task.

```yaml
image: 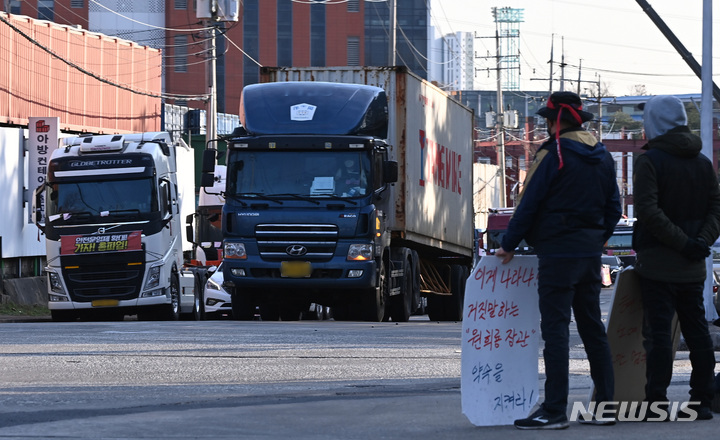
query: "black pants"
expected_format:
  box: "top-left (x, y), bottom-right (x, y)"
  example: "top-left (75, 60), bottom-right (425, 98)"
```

top-left (537, 256), bottom-right (615, 415)
top-left (640, 277), bottom-right (716, 407)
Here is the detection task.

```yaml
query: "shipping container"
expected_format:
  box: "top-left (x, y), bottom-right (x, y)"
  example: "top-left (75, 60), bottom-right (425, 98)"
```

top-left (0, 12), bottom-right (162, 134)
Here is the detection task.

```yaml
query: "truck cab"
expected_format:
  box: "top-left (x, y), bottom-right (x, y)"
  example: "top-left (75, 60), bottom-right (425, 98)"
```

top-left (35, 132), bottom-right (196, 321)
top-left (204, 82), bottom-right (399, 321)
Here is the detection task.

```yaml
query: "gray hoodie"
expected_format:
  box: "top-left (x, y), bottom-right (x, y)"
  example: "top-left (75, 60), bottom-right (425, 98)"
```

top-left (642, 95), bottom-right (688, 140)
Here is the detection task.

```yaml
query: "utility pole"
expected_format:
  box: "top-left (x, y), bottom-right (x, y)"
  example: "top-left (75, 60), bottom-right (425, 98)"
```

top-left (495, 25), bottom-right (507, 207)
top-left (207, 25), bottom-right (217, 144)
top-left (559, 37), bottom-right (566, 91)
top-left (548, 35), bottom-right (554, 94)
top-left (388, 0), bottom-right (397, 66)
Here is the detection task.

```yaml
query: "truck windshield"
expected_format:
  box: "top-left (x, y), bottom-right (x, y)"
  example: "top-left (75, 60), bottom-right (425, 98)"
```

top-left (47, 178), bottom-right (156, 217)
top-left (227, 151), bottom-right (370, 198)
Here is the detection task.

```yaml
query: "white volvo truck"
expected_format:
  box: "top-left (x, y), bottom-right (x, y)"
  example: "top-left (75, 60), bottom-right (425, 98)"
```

top-left (34, 132), bottom-right (201, 321)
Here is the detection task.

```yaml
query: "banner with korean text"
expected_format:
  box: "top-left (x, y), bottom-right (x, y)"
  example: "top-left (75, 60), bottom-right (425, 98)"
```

top-left (28, 117), bottom-right (59, 223)
top-left (461, 255), bottom-right (540, 426)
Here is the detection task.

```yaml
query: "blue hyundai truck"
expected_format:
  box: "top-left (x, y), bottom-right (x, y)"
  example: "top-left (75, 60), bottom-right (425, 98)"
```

top-left (203, 67), bottom-right (474, 322)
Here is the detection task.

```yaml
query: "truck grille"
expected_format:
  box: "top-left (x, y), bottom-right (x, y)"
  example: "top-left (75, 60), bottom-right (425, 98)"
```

top-left (256, 224), bottom-right (338, 261)
top-left (60, 251), bottom-right (145, 302)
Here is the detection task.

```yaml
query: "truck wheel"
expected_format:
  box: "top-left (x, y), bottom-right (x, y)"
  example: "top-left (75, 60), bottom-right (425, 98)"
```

top-left (362, 259), bottom-right (387, 322)
top-left (389, 254), bottom-right (413, 322)
top-left (231, 288), bottom-right (256, 321)
top-left (163, 273), bottom-right (181, 321)
top-left (193, 275), bottom-right (205, 321)
top-left (260, 303), bottom-right (280, 321)
top-left (280, 304), bottom-right (304, 321)
top-left (445, 264), bottom-right (467, 321)
top-left (51, 310), bottom-right (77, 322)
top-left (426, 294), bottom-right (444, 321)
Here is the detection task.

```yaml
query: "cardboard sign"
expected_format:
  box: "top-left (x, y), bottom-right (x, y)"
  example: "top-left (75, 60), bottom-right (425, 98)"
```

top-left (602, 268), bottom-right (680, 404)
top-left (60, 231), bottom-right (142, 255)
top-left (461, 255), bottom-right (541, 426)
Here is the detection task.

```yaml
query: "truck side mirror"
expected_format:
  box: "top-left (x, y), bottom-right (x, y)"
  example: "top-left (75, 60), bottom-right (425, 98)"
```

top-left (185, 214), bottom-right (195, 244)
top-left (200, 149), bottom-right (217, 188)
top-left (383, 160), bottom-right (398, 184)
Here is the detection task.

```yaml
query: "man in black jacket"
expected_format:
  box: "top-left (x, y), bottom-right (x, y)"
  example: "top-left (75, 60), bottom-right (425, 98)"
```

top-left (633, 95), bottom-right (720, 421)
top-left (496, 91), bottom-right (622, 429)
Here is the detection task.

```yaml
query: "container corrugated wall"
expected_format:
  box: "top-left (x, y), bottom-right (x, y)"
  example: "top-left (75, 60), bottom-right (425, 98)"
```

top-left (0, 13), bottom-right (162, 133)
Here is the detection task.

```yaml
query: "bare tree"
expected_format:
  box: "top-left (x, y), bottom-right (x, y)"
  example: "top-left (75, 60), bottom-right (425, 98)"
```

top-left (629, 84), bottom-right (648, 96)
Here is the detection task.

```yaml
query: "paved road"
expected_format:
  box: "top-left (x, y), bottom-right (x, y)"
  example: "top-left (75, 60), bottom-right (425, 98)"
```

top-left (0, 291), bottom-right (718, 439)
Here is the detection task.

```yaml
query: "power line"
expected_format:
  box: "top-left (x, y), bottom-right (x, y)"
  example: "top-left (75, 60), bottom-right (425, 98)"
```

top-left (0, 14), bottom-right (208, 101)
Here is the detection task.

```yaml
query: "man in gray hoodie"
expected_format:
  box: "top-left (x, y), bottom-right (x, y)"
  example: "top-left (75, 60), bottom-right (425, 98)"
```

top-left (633, 95), bottom-right (720, 420)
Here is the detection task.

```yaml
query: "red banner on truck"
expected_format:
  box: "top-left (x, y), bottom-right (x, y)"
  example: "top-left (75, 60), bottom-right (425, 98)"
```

top-left (60, 231), bottom-right (142, 255)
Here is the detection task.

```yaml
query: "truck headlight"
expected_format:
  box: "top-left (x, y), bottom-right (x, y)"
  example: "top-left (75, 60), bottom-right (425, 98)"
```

top-left (224, 242), bottom-right (247, 259)
top-left (347, 244), bottom-right (373, 261)
top-left (145, 265), bottom-right (161, 289)
top-left (48, 272), bottom-right (65, 294)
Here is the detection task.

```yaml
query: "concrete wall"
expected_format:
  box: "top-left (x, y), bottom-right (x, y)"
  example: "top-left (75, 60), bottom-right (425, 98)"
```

top-left (1, 276), bottom-right (45, 306)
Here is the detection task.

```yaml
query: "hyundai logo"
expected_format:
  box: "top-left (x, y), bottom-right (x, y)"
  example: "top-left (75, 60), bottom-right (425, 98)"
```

top-left (286, 245), bottom-right (308, 256)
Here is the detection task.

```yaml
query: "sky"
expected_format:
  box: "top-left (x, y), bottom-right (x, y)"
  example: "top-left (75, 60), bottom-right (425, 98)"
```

top-left (429, 0), bottom-right (719, 97)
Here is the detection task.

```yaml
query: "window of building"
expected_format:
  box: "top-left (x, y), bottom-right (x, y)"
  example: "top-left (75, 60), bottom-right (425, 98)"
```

top-left (9, 0), bottom-right (21, 14)
top-left (277, 0), bottom-right (292, 66)
top-left (347, 0), bottom-right (359, 12)
top-left (71, 0), bottom-right (84, 8)
top-left (38, 0), bottom-right (54, 21)
top-left (310, 2), bottom-right (325, 66)
top-left (174, 35), bottom-right (188, 73)
top-left (347, 37), bottom-right (360, 66)
top-left (175, 0), bottom-right (187, 9)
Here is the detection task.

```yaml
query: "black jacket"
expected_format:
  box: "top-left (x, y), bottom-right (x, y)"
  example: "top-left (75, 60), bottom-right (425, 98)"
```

top-left (502, 128), bottom-right (621, 257)
top-left (633, 126), bottom-right (720, 282)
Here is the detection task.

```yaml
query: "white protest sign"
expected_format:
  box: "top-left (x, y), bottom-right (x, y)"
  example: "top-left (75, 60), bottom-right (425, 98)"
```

top-left (461, 255), bottom-right (541, 426)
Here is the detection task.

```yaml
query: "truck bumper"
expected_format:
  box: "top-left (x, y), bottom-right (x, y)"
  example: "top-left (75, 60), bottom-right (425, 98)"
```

top-left (223, 258), bottom-right (377, 291)
top-left (48, 295), bottom-right (170, 310)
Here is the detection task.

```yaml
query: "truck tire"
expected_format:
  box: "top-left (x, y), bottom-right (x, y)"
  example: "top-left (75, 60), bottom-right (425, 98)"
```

top-left (160, 273), bottom-right (181, 321)
top-left (231, 288), bottom-right (256, 321)
top-left (445, 264), bottom-right (467, 321)
top-left (389, 252), bottom-right (413, 322)
top-left (280, 304), bottom-right (304, 321)
top-left (426, 294), bottom-right (444, 321)
top-left (362, 258), bottom-right (387, 322)
top-left (51, 310), bottom-right (77, 322)
top-left (193, 275), bottom-right (205, 320)
top-left (427, 264), bottom-right (466, 321)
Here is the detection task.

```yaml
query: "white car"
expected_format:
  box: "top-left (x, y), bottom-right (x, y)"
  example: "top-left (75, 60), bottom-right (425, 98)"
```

top-left (203, 267), bottom-right (233, 319)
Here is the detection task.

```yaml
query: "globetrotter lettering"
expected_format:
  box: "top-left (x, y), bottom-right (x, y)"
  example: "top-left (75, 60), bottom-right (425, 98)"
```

top-left (418, 129), bottom-right (462, 194)
top-left (70, 159), bottom-right (133, 167)
top-left (60, 231), bottom-right (142, 255)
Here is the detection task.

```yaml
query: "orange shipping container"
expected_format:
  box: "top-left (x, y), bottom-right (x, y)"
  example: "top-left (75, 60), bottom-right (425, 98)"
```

top-left (0, 12), bottom-right (162, 134)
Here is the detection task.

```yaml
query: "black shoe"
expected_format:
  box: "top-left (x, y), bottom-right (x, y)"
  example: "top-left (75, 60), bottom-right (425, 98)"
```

top-left (577, 413), bottom-right (616, 425)
top-left (712, 393), bottom-right (720, 414)
top-left (677, 404), bottom-right (713, 421)
top-left (514, 408), bottom-right (569, 430)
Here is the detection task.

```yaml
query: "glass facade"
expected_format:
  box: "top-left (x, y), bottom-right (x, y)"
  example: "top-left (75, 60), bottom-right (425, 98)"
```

top-left (243, 0), bottom-right (260, 87)
top-left (277, 0), bottom-right (293, 67)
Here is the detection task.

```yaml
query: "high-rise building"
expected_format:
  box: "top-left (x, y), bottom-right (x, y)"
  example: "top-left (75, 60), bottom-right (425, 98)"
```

top-left (435, 31), bottom-right (474, 92)
top-left (3, 0), bottom-right (429, 116)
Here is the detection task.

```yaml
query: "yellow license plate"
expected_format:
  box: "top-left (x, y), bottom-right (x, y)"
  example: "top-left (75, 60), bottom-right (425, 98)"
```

top-left (92, 299), bottom-right (119, 307)
top-left (281, 261), bottom-right (312, 278)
